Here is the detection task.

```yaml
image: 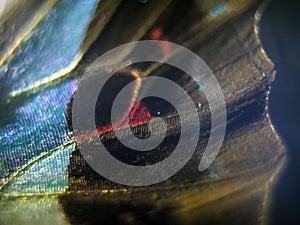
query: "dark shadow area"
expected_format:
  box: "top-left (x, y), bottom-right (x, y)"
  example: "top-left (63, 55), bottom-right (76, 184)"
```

top-left (59, 194), bottom-right (177, 225)
top-left (260, 1), bottom-right (300, 224)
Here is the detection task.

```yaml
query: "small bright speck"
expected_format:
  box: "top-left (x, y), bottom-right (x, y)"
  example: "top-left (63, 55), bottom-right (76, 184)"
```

top-left (210, 2), bottom-right (227, 17)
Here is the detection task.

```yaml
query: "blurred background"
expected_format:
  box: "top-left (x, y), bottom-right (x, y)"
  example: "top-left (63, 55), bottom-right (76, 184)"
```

top-left (260, 0), bottom-right (300, 224)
